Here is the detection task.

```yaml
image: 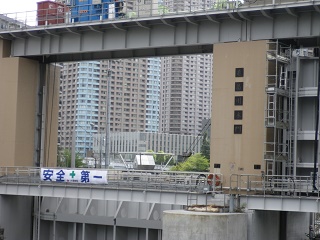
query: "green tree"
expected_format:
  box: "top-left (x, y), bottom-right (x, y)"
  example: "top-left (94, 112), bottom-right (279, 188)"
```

top-left (146, 149), bottom-right (155, 155)
top-left (146, 150), bottom-right (174, 166)
top-left (158, 4), bottom-right (169, 15)
top-left (57, 149), bottom-right (84, 168)
top-left (170, 153), bottom-right (209, 172)
top-left (200, 133), bottom-right (210, 160)
top-left (154, 151), bottom-right (173, 165)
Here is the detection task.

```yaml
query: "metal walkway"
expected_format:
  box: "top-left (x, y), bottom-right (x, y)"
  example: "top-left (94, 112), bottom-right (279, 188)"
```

top-left (3, 167), bottom-right (320, 212)
top-left (230, 174), bottom-right (320, 213)
top-left (1, 0), bottom-right (320, 62)
top-left (0, 167), bottom-right (221, 205)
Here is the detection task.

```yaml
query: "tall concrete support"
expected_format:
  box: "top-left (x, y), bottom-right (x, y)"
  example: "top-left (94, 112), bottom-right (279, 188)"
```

top-left (211, 41), bottom-right (267, 183)
top-left (0, 39), bottom-right (58, 167)
top-left (247, 210), bottom-right (310, 240)
top-left (286, 212), bottom-right (310, 240)
top-left (247, 210), bottom-right (280, 240)
top-left (43, 63), bottom-right (60, 167)
top-left (0, 196), bottom-right (33, 240)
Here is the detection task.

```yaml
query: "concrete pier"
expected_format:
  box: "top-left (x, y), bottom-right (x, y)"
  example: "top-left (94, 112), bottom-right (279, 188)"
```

top-left (162, 210), bottom-right (247, 240)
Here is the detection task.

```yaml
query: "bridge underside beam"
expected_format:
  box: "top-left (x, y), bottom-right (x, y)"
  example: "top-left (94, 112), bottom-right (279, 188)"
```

top-left (41, 212), bottom-right (162, 229)
top-left (241, 195), bottom-right (320, 213)
top-left (2, 4), bottom-right (320, 62)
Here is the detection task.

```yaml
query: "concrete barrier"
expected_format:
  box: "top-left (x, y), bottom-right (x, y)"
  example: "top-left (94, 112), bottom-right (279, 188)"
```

top-left (163, 210), bottom-right (247, 240)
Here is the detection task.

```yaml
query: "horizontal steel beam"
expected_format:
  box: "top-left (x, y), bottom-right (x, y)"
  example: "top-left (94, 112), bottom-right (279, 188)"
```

top-left (241, 195), bottom-right (320, 213)
top-left (0, 183), bottom-right (208, 205)
top-left (1, 2), bottom-right (319, 62)
top-left (41, 213), bottom-right (162, 229)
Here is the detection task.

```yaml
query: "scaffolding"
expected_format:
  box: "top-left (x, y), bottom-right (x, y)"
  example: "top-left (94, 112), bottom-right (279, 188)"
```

top-left (264, 41), bottom-right (294, 176)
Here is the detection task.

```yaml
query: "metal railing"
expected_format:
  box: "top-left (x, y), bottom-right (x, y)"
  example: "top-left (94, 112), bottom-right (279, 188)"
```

top-left (2, 167), bottom-right (319, 198)
top-left (0, 0), bottom-right (318, 31)
top-left (229, 173), bottom-right (320, 197)
top-left (0, 166), bottom-right (223, 193)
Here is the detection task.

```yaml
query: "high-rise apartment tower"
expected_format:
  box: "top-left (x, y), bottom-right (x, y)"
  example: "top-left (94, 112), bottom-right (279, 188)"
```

top-left (59, 58), bottom-right (161, 156)
top-left (160, 55), bottom-right (212, 135)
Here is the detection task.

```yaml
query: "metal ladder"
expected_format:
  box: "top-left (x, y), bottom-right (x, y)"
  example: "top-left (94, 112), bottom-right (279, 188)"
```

top-left (265, 40), bottom-right (292, 176)
top-left (186, 190), bottom-right (199, 208)
top-left (279, 66), bottom-right (287, 89)
top-left (267, 94), bottom-right (276, 126)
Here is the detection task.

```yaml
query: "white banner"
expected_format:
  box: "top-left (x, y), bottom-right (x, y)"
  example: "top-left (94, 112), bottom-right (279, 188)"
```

top-left (41, 168), bottom-right (108, 184)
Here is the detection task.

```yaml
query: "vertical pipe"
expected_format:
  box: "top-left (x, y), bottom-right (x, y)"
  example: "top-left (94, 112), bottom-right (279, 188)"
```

top-left (113, 219), bottom-right (117, 240)
top-left (100, 134), bottom-right (102, 168)
top-left (35, 64), bottom-right (46, 167)
top-left (293, 57), bottom-right (299, 177)
top-left (229, 194), bottom-right (234, 212)
top-left (40, 87), bottom-right (46, 168)
top-left (310, 212), bottom-right (314, 229)
top-left (71, 129), bottom-right (76, 168)
top-left (313, 51), bottom-right (320, 190)
top-left (37, 197), bottom-right (41, 240)
top-left (82, 223), bottom-right (85, 240)
top-left (53, 218), bottom-right (56, 240)
top-left (73, 222), bottom-right (76, 240)
top-left (32, 197), bottom-right (38, 240)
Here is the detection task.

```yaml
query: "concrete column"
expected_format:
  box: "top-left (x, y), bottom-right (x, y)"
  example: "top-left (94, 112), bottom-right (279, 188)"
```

top-left (0, 196), bottom-right (33, 240)
top-left (163, 210), bottom-right (247, 240)
top-left (247, 210), bottom-right (280, 240)
top-left (286, 212), bottom-right (310, 240)
top-left (0, 39), bottom-right (59, 167)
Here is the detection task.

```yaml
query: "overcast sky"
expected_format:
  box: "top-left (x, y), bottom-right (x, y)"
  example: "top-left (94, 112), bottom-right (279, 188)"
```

top-left (1, 0), bottom-right (38, 14)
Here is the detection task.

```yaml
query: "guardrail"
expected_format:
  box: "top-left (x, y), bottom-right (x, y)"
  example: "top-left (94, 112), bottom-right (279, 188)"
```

top-left (230, 174), bottom-right (320, 197)
top-left (0, 167), bottom-right (223, 193)
top-left (0, 0), bottom-right (317, 31)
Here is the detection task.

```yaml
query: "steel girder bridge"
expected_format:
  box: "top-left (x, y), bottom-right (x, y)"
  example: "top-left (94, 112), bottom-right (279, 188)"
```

top-left (0, 0), bottom-right (320, 62)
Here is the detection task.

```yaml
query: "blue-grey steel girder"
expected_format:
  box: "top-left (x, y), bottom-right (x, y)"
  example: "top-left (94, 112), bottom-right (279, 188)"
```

top-left (0, 2), bottom-right (320, 62)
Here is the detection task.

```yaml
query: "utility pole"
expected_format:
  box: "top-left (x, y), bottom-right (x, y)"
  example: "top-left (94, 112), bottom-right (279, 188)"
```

top-left (105, 69), bottom-right (111, 168)
top-left (99, 134), bottom-right (102, 168)
top-left (71, 128), bottom-right (75, 168)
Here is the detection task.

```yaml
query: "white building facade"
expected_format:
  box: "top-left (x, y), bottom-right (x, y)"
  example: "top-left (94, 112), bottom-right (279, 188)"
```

top-left (92, 131), bottom-right (203, 158)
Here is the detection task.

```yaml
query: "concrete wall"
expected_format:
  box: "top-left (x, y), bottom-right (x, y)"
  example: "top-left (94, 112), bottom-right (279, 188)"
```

top-left (0, 56), bottom-right (38, 166)
top-left (247, 210), bottom-right (311, 240)
top-left (0, 39), bottom-right (58, 167)
top-left (0, 195), bottom-right (33, 240)
top-left (211, 41), bottom-right (267, 185)
top-left (247, 210), bottom-right (280, 240)
top-left (163, 209), bottom-right (309, 240)
top-left (286, 212), bottom-right (311, 240)
top-left (162, 210), bottom-right (247, 240)
top-left (43, 64), bottom-right (60, 167)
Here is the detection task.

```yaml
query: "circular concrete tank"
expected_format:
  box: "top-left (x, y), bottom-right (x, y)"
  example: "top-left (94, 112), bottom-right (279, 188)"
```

top-left (162, 210), bottom-right (247, 240)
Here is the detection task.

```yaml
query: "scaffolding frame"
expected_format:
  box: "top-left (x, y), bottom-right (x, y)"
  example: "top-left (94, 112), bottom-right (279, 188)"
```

top-left (264, 40), bottom-right (294, 176)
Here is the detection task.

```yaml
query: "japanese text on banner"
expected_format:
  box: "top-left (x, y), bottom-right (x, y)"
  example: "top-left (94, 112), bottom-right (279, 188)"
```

top-left (41, 168), bottom-right (108, 184)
